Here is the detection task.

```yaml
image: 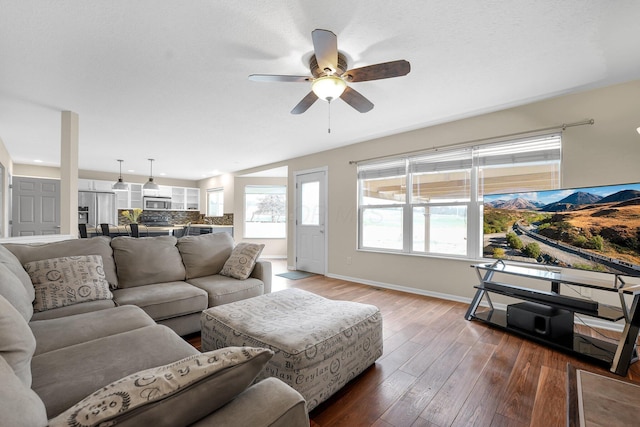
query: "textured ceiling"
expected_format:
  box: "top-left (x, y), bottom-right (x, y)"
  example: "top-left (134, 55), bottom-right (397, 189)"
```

top-left (1, 1), bottom-right (640, 180)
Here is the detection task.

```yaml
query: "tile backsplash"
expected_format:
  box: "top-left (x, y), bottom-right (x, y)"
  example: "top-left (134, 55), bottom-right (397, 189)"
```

top-left (118, 211), bottom-right (233, 226)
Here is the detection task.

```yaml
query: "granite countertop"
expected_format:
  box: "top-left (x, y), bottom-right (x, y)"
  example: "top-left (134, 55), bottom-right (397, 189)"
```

top-left (87, 224), bottom-right (233, 234)
top-left (172, 224), bottom-right (233, 228)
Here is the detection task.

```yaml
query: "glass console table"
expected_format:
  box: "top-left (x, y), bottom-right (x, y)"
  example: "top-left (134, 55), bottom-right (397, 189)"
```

top-left (465, 260), bottom-right (640, 376)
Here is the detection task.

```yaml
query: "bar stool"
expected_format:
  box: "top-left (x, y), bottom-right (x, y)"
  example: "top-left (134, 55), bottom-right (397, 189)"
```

top-left (100, 223), bottom-right (111, 237)
top-left (127, 223), bottom-right (140, 238)
top-left (78, 224), bottom-right (88, 238)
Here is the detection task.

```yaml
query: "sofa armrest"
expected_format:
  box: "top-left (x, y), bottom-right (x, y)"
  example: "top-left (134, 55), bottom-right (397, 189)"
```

top-left (189, 377), bottom-right (308, 427)
top-left (250, 260), bottom-right (272, 294)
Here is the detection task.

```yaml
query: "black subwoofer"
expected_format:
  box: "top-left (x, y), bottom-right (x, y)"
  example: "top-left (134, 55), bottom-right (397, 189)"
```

top-left (506, 301), bottom-right (573, 338)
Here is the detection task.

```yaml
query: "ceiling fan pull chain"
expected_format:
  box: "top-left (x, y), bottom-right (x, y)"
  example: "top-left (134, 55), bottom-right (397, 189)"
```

top-left (328, 99), bottom-right (332, 134)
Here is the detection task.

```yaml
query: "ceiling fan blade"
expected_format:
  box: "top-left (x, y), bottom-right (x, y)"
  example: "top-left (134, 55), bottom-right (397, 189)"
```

top-left (343, 60), bottom-right (411, 82)
top-left (340, 86), bottom-right (374, 113)
top-left (249, 74), bottom-right (311, 83)
top-left (291, 91), bottom-right (318, 114)
top-left (312, 29), bottom-right (338, 73)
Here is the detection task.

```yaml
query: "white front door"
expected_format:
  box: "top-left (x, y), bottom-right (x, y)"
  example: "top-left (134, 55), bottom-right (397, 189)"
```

top-left (295, 169), bottom-right (327, 274)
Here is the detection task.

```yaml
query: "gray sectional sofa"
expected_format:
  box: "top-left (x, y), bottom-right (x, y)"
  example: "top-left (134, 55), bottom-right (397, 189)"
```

top-left (4, 232), bottom-right (271, 336)
top-left (0, 234), bottom-right (309, 426)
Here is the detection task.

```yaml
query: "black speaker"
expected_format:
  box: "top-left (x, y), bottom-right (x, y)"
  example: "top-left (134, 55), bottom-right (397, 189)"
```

top-left (506, 302), bottom-right (573, 338)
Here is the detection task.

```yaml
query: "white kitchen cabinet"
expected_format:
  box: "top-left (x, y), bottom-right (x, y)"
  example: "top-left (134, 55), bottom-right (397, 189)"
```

top-left (186, 188), bottom-right (200, 210)
top-left (93, 180), bottom-right (115, 191)
top-left (78, 179), bottom-right (117, 192)
top-left (110, 183), bottom-right (143, 209)
top-left (165, 186), bottom-right (200, 211)
top-left (78, 179), bottom-right (93, 191)
top-left (130, 184), bottom-right (143, 209)
top-left (115, 190), bottom-right (129, 209)
top-left (158, 185), bottom-right (172, 198)
top-left (171, 187), bottom-right (185, 210)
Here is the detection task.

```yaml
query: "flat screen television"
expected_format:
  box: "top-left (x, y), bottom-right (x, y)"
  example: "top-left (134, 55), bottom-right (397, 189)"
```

top-left (483, 182), bottom-right (640, 277)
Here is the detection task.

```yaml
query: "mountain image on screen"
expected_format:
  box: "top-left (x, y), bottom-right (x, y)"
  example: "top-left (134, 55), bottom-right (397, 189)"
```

top-left (483, 182), bottom-right (640, 276)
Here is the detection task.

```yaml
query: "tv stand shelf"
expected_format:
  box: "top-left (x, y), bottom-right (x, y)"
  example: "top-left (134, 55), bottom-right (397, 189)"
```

top-left (465, 260), bottom-right (640, 376)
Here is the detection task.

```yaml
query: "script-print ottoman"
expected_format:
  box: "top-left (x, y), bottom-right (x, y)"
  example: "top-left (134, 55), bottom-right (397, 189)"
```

top-left (201, 288), bottom-right (383, 411)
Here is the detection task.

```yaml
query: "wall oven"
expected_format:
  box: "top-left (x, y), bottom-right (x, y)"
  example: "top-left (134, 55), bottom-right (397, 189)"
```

top-left (143, 197), bottom-right (172, 210)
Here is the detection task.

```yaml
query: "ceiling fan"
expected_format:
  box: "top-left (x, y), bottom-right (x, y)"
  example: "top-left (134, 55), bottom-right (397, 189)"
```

top-left (249, 29), bottom-right (411, 115)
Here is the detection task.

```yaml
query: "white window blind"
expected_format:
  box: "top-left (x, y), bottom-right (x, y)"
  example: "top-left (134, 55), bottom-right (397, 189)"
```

top-left (357, 133), bottom-right (562, 258)
top-left (476, 134), bottom-right (561, 166)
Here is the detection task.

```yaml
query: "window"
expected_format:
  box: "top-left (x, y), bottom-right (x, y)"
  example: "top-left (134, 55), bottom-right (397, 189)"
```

top-left (244, 185), bottom-right (286, 238)
top-left (207, 188), bottom-right (224, 217)
top-left (357, 134), bottom-right (561, 258)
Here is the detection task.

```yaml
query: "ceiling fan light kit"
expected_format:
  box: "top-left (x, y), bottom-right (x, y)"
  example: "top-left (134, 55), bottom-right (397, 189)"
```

top-left (249, 29), bottom-right (411, 119)
top-left (311, 75), bottom-right (347, 101)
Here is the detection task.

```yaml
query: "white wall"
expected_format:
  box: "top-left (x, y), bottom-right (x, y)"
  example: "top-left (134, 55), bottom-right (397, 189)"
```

top-left (198, 173), bottom-right (234, 216)
top-left (0, 136), bottom-right (13, 237)
top-left (241, 79), bottom-right (640, 303)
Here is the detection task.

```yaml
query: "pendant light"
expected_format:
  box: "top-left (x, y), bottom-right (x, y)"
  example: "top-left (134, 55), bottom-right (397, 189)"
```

top-left (112, 159), bottom-right (128, 190)
top-left (143, 158), bottom-right (160, 190)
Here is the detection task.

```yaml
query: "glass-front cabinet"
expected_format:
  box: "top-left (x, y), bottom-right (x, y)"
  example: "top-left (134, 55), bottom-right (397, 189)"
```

top-left (79, 179), bottom-right (198, 211)
top-left (170, 187), bottom-right (200, 211)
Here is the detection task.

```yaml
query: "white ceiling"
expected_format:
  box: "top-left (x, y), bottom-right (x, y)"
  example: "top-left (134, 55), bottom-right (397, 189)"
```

top-left (1, 1), bottom-right (640, 181)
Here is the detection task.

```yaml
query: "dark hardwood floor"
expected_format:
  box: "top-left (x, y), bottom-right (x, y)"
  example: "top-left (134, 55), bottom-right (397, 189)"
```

top-left (188, 260), bottom-right (640, 427)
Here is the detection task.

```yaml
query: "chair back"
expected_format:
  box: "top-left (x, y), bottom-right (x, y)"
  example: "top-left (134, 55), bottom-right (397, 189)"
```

top-left (100, 223), bottom-right (110, 237)
top-left (78, 223), bottom-right (88, 238)
top-left (128, 223), bottom-right (140, 238)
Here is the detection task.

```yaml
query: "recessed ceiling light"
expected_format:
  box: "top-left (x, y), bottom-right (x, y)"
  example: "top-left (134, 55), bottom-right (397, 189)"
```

top-left (34, 159), bottom-right (43, 163)
top-left (127, 169), bottom-right (135, 173)
top-left (637, 126), bottom-right (640, 134)
top-left (159, 172), bottom-right (166, 176)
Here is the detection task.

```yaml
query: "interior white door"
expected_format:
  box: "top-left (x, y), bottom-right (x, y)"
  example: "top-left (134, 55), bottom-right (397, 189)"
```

top-left (11, 177), bottom-right (60, 236)
top-left (295, 170), bottom-right (326, 274)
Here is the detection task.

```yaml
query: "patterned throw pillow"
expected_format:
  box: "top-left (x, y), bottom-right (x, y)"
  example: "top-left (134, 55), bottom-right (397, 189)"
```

top-left (24, 255), bottom-right (113, 312)
top-left (48, 347), bottom-right (274, 427)
top-left (220, 243), bottom-right (265, 280)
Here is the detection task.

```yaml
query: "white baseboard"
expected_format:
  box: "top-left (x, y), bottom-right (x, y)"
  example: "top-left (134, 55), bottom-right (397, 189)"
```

top-left (326, 272), bottom-right (624, 333)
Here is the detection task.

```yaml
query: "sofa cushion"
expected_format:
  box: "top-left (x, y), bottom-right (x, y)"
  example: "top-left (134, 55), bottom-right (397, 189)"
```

top-left (30, 299), bottom-right (117, 321)
top-left (0, 294), bottom-right (36, 387)
top-left (189, 377), bottom-right (309, 427)
top-left (24, 255), bottom-right (113, 312)
top-left (112, 281), bottom-right (208, 321)
top-left (188, 274), bottom-right (264, 307)
top-left (0, 262), bottom-right (33, 321)
top-left (0, 244), bottom-right (35, 302)
top-left (0, 356), bottom-right (48, 427)
top-left (48, 347), bottom-right (274, 427)
top-left (220, 243), bottom-right (265, 280)
top-left (31, 324), bottom-right (200, 418)
top-left (4, 236), bottom-right (118, 289)
top-left (177, 232), bottom-right (234, 279)
top-left (111, 236), bottom-right (186, 288)
top-left (30, 305), bottom-right (156, 356)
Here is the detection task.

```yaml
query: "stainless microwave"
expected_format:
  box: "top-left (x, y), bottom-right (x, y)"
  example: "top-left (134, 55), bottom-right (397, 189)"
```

top-left (143, 197), bottom-right (172, 210)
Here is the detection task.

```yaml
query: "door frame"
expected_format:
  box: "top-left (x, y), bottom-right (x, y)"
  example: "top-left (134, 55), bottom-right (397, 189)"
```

top-left (293, 166), bottom-right (328, 274)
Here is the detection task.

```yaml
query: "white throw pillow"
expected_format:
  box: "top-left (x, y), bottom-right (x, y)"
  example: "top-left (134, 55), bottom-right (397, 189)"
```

top-left (220, 243), bottom-right (265, 280)
top-left (24, 255), bottom-right (113, 312)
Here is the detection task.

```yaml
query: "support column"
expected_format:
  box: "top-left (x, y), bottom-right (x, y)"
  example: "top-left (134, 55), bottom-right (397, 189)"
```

top-left (60, 111), bottom-right (79, 236)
